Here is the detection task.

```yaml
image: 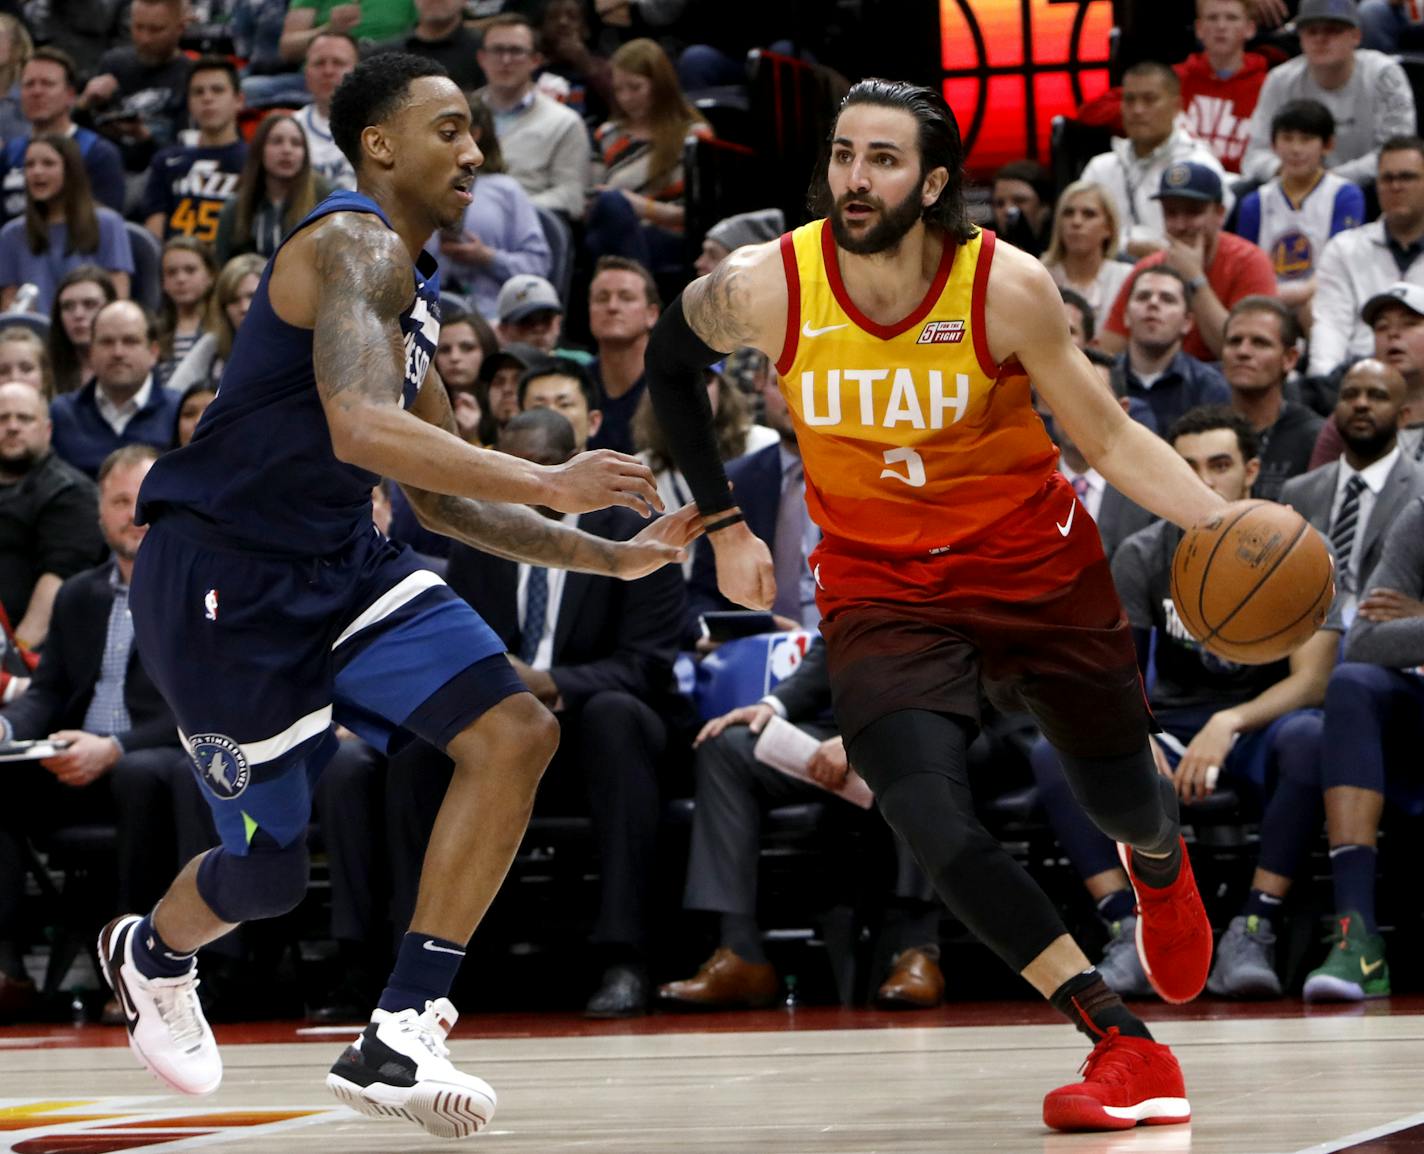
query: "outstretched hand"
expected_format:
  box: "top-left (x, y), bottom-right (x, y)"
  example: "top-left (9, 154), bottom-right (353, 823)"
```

top-left (547, 449), bottom-right (665, 516)
top-left (614, 502), bottom-right (705, 579)
top-left (712, 521), bottom-right (776, 610)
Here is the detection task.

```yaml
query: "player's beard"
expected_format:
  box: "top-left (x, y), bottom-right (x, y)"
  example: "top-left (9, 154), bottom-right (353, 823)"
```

top-left (830, 178), bottom-right (925, 256)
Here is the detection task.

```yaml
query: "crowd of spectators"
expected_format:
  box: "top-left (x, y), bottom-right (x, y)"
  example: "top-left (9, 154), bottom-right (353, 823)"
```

top-left (0, 0), bottom-right (1420, 1030)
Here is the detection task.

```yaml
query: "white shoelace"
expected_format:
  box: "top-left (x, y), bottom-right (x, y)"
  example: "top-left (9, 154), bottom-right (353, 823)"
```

top-left (408, 1005), bottom-right (452, 1061)
top-left (148, 973), bottom-right (208, 1049)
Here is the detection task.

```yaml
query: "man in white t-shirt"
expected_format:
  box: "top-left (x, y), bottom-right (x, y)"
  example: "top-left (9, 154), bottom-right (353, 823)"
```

top-left (292, 31), bottom-right (357, 192)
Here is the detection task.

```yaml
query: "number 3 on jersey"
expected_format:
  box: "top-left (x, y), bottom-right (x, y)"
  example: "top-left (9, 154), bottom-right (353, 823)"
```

top-left (881, 446), bottom-right (926, 488)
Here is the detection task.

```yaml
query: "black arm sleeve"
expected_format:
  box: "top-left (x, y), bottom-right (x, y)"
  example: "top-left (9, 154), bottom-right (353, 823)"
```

top-left (644, 294), bottom-right (735, 516)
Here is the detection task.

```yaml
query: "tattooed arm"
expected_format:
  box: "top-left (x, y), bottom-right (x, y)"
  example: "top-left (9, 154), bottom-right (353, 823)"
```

top-left (308, 213), bottom-right (661, 516)
top-left (401, 368), bottom-right (699, 577)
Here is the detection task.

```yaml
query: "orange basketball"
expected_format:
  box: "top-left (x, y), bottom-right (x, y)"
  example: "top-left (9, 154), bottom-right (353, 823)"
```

top-left (1170, 500), bottom-right (1335, 665)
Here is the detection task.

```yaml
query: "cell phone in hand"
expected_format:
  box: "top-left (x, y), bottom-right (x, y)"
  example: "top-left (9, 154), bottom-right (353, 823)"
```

top-left (699, 610), bottom-right (777, 643)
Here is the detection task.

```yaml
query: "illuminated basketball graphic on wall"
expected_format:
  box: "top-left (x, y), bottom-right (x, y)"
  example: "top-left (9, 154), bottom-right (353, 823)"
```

top-left (941, 0), bottom-right (1113, 171)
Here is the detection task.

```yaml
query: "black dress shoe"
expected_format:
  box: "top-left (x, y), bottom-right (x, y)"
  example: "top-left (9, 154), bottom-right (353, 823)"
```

top-left (584, 962), bottom-right (650, 1019)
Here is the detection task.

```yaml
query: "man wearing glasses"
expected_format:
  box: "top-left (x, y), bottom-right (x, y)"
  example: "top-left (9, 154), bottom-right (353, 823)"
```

top-left (1311, 137), bottom-right (1424, 375)
top-left (474, 13), bottom-right (590, 219)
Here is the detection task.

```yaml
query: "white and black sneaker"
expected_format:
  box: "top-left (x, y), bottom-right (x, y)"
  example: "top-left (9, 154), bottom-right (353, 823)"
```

top-left (326, 997), bottom-right (496, 1139)
top-left (97, 914), bottom-right (222, 1095)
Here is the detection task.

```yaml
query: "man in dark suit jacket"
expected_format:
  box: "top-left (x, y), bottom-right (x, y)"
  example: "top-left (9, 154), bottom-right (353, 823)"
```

top-left (0, 445), bottom-right (201, 1020)
top-left (659, 638), bottom-right (947, 1012)
top-left (385, 409), bottom-right (691, 1019)
top-left (1280, 360), bottom-right (1424, 621)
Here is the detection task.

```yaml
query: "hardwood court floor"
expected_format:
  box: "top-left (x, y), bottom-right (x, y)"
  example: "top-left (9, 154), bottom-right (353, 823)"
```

top-left (1, 1002), bottom-right (1422, 1153)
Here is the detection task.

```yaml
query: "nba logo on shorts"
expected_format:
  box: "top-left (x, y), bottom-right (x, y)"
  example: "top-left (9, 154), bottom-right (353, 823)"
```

top-left (188, 734), bottom-right (250, 800)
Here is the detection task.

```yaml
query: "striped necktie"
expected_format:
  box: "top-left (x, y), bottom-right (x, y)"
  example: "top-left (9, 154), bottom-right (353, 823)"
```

top-left (1330, 474), bottom-right (1367, 590)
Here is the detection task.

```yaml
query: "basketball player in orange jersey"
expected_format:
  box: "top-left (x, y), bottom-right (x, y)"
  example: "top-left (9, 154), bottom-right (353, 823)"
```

top-left (647, 79), bottom-right (1233, 1134)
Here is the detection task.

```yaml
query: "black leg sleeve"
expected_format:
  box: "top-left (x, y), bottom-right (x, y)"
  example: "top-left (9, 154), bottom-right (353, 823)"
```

top-left (850, 709), bottom-right (1069, 975)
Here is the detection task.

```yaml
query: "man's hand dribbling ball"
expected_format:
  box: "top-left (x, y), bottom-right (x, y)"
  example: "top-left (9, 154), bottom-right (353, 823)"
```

top-left (1170, 499), bottom-right (1334, 665)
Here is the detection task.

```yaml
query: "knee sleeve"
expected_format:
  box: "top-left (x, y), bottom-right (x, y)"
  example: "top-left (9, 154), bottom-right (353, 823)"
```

top-left (853, 711), bottom-right (1067, 972)
top-left (1059, 747), bottom-right (1179, 854)
top-left (196, 833), bottom-right (310, 925)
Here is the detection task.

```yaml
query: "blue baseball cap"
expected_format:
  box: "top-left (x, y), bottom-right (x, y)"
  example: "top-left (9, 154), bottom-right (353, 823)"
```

top-left (1152, 162), bottom-right (1224, 204)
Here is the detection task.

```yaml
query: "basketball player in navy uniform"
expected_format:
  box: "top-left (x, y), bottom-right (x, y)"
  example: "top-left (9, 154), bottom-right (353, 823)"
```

top-left (97, 54), bottom-right (695, 1140)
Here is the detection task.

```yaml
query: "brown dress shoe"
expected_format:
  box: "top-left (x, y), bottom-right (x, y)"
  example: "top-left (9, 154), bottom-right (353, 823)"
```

top-left (657, 947), bottom-right (778, 1009)
top-left (875, 947), bottom-right (945, 1009)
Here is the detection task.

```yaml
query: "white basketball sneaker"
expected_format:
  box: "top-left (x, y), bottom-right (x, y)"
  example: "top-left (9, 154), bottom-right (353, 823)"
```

top-left (97, 914), bottom-right (222, 1095)
top-left (326, 997), bottom-right (496, 1139)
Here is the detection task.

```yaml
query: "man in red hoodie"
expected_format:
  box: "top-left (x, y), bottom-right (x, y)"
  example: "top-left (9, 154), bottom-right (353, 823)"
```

top-left (1180, 0), bottom-right (1272, 172)
top-left (1079, 0), bottom-right (1271, 174)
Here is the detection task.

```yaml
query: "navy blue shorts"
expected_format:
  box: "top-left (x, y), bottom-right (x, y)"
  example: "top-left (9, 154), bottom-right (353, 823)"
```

top-left (131, 513), bottom-right (524, 854)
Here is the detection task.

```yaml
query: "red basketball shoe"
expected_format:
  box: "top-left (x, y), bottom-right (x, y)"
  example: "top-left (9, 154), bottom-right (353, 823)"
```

top-left (1119, 837), bottom-right (1212, 1003)
top-left (1042, 1028), bottom-right (1191, 1132)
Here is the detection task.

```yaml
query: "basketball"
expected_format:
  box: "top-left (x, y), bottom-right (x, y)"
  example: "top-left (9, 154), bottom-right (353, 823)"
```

top-left (1170, 500), bottom-right (1335, 665)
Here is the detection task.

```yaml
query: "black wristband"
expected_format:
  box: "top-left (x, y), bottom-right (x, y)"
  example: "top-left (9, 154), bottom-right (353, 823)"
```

top-left (645, 293), bottom-right (735, 516)
top-left (703, 511), bottom-right (745, 533)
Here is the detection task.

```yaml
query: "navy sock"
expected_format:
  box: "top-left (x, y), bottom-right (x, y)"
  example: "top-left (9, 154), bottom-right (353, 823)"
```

top-left (378, 932), bottom-right (466, 1014)
top-left (1329, 845), bottom-right (1378, 933)
top-left (1050, 969), bottom-right (1153, 1043)
top-left (1096, 889), bottom-right (1136, 925)
top-left (130, 912), bottom-right (196, 980)
top-left (1242, 889), bottom-right (1283, 923)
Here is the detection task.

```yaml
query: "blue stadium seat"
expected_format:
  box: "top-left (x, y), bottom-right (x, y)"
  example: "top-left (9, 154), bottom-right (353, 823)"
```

top-left (693, 631), bottom-right (818, 720)
top-left (535, 206), bottom-right (573, 307)
top-left (124, 222), bottom-right (163, 312)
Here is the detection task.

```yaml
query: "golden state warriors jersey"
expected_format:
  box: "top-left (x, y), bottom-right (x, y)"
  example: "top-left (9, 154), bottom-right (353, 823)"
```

top-left (774, 221), bottom-right (1058, 556)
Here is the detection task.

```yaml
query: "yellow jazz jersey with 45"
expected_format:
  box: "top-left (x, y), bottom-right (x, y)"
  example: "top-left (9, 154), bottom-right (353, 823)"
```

top-left (773, 220), bottom-right (1058, 557)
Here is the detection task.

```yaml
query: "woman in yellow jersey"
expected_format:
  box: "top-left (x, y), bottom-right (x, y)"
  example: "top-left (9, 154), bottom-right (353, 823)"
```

top-left (645, 79), bottom-right (1246, 1135)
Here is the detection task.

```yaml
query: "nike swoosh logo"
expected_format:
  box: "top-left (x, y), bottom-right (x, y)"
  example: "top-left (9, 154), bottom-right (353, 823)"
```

top-left (1361, 957), bottom-right (1385, 976)
top-left (422, 939), bottom-right (466, 956)
top-left (802, 322), bottom-right (848, 338)
top-left (1056, 500), bottom-right (1077, 537)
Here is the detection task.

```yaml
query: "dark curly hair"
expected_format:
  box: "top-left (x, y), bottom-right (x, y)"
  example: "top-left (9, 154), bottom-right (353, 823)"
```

top-left (807, 77), bottom-right (974, 244)
top-left (330, 52), bottom-right (451, 173)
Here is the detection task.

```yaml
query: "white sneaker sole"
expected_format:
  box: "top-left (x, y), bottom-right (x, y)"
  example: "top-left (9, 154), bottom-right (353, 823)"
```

top-left (326, 1072), bottom-right (496, 1139)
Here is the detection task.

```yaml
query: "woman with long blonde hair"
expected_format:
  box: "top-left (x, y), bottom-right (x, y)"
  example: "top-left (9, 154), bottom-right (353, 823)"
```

top-left (1040, 180), bottom-right (1132, 333)
top-left (164, 253), bottom-right (266, 395)
top-left (585, 37), bottom-right (712, 269)
top-left (0, 15), bottom-right (32, 142)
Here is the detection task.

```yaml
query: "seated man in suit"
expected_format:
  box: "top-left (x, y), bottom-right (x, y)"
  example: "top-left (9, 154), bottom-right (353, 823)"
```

top-left (0, 445), bottom-right (203, 1019)
top-left (1274, 361), bottom-right (1424, 1001)
top-left (385, 408), bottom-right (691, 1018)
top-left (686, 363), bottom-right (819, 639)
top-left (1029, 407), bottom-right (1337, 998)
top-left (659, 638), bottom-right (946, 1011)
top-left (1196, 361), bottom-right (1424, 998)
top-left (1302, 496), bottom-right (1424, 1001)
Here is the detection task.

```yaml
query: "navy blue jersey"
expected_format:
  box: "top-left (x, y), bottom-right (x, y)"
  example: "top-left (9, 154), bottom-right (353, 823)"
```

top-left (138, 190), bottom-right (443, 556)
top-left (140, 141), bottom-right (246, 243)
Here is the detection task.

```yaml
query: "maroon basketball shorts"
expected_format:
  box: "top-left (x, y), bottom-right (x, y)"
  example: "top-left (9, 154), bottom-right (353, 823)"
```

top-left (812, 472), bottom-right (1152, 758)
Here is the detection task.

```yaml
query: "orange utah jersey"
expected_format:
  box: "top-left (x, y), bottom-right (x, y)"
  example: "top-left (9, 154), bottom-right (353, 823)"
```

top-left (774, 221), bottom-right (1058, 557)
